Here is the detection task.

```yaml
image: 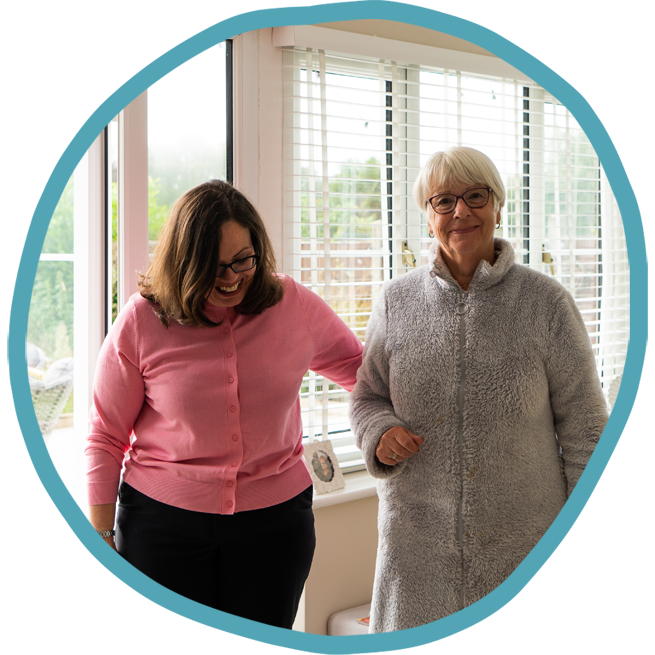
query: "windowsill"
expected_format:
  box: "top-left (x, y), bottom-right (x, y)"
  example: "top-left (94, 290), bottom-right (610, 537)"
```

top-left (313, 469), bottom-right (378, 510)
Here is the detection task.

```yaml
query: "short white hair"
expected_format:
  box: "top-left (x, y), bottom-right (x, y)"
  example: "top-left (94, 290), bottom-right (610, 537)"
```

top-left (413, 147), bottom-right (506, 213)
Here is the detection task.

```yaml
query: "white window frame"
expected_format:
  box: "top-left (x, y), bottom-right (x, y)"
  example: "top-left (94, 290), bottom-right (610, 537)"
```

top-left (72, 94), bottom-right (151, 437)
top-left (73, 136), bottom-right (105, 435)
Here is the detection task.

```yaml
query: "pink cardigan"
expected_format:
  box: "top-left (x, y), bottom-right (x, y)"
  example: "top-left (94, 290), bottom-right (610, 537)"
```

top-left (85, 276), bottom-right (363, 514)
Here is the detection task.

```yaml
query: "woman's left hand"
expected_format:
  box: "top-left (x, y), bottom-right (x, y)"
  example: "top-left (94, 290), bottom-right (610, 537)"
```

top-left (376, 426), bottom-right (424, 466)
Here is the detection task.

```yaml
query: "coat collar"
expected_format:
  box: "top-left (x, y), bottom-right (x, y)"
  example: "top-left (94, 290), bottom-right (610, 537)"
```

top-left (427, 237), bottom-right (516, 292)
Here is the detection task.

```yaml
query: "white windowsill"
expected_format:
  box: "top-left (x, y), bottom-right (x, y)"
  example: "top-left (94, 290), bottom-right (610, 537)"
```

top-left (313, 469), bottom-right (378, 510)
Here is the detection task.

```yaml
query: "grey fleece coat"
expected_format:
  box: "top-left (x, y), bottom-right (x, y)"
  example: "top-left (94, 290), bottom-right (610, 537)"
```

top-left (349, 238), bottom-right (608, 633)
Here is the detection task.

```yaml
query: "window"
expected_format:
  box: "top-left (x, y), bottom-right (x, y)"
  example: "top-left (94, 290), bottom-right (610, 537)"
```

top-left (283, 42), bottom-right (628, 470)
top-left (28, 176), bottom-right (75, 434)
top-left (148, 41), bottom-right (229, 246)
top-left (28, 177), bottom-right (75, 365)
top-left (28, 42), bottom-right (232, 506)
top-left (107, 41), bottom-right (231, 325)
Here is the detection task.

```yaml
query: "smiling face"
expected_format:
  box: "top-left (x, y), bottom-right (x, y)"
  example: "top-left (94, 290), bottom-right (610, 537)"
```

top-left (427, 182), bottom-right (500, 269)
top-left (206, 220), bottom-right (257, 308)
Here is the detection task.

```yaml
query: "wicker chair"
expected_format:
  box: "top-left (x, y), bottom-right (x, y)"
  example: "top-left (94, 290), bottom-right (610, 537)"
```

top-left (27, 343), bottom-right (74, 438)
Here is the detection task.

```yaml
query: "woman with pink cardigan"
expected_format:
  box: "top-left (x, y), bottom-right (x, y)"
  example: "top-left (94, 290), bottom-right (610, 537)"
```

top-left (86, 180), bottom-right (363, 628)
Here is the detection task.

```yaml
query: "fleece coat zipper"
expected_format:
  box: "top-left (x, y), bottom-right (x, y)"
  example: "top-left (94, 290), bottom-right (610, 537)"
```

top-left (456, 290), bottom-right (468, 610)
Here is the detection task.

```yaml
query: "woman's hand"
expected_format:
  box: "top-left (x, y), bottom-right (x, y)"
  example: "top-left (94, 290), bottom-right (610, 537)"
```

top-left (376, 426), bottom-right (424, 466)
top-left (89, 503), bottom-right (118, 551)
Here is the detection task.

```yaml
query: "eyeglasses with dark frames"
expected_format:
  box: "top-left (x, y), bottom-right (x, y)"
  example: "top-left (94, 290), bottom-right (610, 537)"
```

top-left (216, 253), bottom-right (259, 278)
top-left (428, 187), bottom-right (492, 214)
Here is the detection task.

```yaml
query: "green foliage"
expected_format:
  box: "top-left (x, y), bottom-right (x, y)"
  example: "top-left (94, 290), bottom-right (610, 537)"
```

top-left (111, 181), bottom-right (118, 322)
top-left (42, 177), bottom-right (74, 254)
top-left (148, 176), bottom-right (170, 242)
top-left (299, 157), bottom-right (384, 339)
top-left (28, 177), bottom-right (74, 362)
top-left (300, 157), bottom-right (382, 240)
top-left (27, 261), bottom-right (74, 362)
top-left (109, 176), bottom-right (169, 321)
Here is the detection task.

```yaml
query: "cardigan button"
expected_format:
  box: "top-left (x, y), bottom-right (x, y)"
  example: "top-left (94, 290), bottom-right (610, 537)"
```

top-left (231, 461), bottom-right (238, 467)
top-left (230, 406), bottom-right (236, 412)
top-left (228, 376), bottom-right (234, 383)
top-left (227, 501), bottom-right (233, 508)
top-left (232, 434), bottom-right (238, 441)
top-left (455, 302), bottom-right (467, 315)
top-left (226, 480), bottom-right (234, 487)
top-left (227, 351), bottom-right (234, 358)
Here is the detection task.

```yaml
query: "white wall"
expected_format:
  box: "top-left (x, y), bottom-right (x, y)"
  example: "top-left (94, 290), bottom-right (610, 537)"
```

top-left (306, 496), bottom-right (379, 634)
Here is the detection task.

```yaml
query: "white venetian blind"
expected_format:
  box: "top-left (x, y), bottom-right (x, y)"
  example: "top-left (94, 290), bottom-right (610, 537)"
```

top-left (282, 46), bottom-right (628, 470)
top-left (537, 100), bottom-right (629, 392)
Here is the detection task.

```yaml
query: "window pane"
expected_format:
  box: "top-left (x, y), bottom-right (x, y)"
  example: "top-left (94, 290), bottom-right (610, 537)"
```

top-left (108, 117), bottom-right (119, 323)
top-left (28, 177), bottom-right (75, 438)
top-left (42, 177), bottom-right (74, 254)
top-left (148, 42), bottom-right (227, 243)
top-left (28, 260), bottom-right (74, 361)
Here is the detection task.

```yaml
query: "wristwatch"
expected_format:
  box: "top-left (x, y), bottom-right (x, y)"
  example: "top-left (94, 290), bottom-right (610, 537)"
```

top-left (97, 529), bottom-right (116, 538)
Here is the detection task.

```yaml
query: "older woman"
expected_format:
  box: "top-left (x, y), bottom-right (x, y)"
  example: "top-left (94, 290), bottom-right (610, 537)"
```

top-left (86, 180), bottom-right (363, 628)
top-left (350, 147), bottom-right (608, 632)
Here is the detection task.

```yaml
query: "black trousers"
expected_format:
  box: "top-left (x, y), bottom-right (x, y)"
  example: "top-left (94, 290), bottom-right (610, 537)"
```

top-left (116, 481), bottom-right (316, 629)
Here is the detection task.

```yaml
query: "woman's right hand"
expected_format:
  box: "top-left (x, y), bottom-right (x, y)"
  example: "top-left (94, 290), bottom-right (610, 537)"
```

top-left (89, 503), bottom-right (118, 551)
top-left (376, 426), bottom-right (424, 466)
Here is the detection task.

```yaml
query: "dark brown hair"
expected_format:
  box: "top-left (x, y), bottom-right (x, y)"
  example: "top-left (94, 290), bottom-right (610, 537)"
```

top-left (138, 180), bottom-right (284, 327)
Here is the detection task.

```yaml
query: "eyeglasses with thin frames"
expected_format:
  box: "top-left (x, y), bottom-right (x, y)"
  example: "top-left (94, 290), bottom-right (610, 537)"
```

top-left (216, 253), bottom-right (259, 278)
top-left (428, 187), bottom-right (492, 214)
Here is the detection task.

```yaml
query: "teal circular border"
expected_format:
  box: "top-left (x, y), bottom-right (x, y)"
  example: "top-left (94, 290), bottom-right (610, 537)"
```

top-left (12, 0), bottom-right (655, 655)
